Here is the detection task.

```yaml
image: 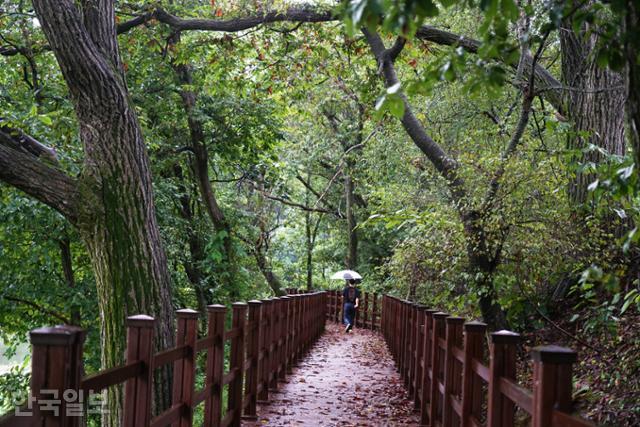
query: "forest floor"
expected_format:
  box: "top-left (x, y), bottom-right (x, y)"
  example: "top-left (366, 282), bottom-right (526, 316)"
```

top-left (521, 310), bottom-right (640, 425)
top-left (245, 323), bottom-right (420, 427)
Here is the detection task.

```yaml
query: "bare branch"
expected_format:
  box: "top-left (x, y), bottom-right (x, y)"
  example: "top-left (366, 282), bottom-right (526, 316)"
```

top-left (260, 190), bottom-right (342, 218)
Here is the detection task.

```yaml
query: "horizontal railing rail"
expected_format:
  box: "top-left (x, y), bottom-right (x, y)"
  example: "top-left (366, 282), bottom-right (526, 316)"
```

top-left (381, 295), bottom-right (596, 427)
top-left (0, 292), bottom-right (327, 427)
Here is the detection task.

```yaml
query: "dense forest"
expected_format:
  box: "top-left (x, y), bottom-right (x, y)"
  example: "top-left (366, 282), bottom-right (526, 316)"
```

top-left (0, 0), bottom-right (639, 424)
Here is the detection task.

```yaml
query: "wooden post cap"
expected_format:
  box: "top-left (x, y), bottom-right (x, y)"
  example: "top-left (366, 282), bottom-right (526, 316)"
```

top-left (433, 312), bottom-right (449, 319)
top-left (446, 316), bottom-right (465, 324)
top-left (464, 320), bottom-right (487, 332)
top-left (248, 300), bottom-right (262, 306)
top-left (531, 345), bottom-right (577, 364)
top-left (232, 302), bottom-right (248, 308)
top-left (207, 304), bottom-right (226, 313)
top-left (30, 325), bottom-right (85, 346)
top-left (127, 314), bottom-right (155, 328)
top-left (281, 296), bottom-right (291, 300)
top-left (176, 308), bottom-right (200, 318)
top-left (490, 330), bottom-right (520, 344)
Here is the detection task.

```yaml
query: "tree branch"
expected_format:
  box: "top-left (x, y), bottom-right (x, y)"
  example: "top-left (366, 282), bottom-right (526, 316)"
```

top-left (3, 295), bottom-right (72, 325)
top-left (414, 25), bottom-right (564, 114)
top-left (363, 28), bottom-right (466, 203)
top-left (386, 36), bottom-right (406, 62)
top-left (483, 30), bottom-right (551, 211)
top-left (260, 190), bottom-right (342, 218)
top-left (115, 6), bottom-right (566, 112)
top-left (0, 127), bottom-right (79, 223)
top-left (139, 6), bottom-right (334, 33)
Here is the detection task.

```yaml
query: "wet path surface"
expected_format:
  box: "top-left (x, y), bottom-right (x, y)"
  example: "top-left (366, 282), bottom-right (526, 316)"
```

top-left (245, 323), bottom-right (420, 426)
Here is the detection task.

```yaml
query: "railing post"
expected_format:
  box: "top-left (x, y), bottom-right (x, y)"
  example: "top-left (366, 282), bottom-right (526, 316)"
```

top-left (395, 299), bottom-right (401, 366)
top-left (204, 304), bottom-right (226, 427)
top-left (258, 298), bottom-right (272, 402)
top-left (399, 301), bottom-right (406, 380)
top-left (285, 296), bottom-right (295, 374)
top-left (330, 290), bottom-right (335, 323)
top-left (320, 292), bottom-right (327, 335)
top-left (487, 330), bottom-right (520, 427)
top-left (443, 316), bottom-right (465, 427)
top-left (228, 302), bottom-right (247, 427)
top-left (245, 301), bottom-right (262, 420)
top-left (419, 309), bottom-right (438, 426)
top-left (302, 294), bottom-right (309, 350)
top-left (407, 303), bottom-right (417, 399)
top-left (372, 293), bottom-right (378, 331)
top-left (289, 295), bottom-right (297, 362)
top-left (461, 321), bottom-right (487, 426)
top-left (29, 325), bottom-right (85, 427)
top-left (363, 293), bottom-right (369, 329)
top-left (278, 296), bottom-right (289, 381)
top-left (413, 305), bottom-right (426, 411)
top-left (269, 298), bottom-right (281, 391)
top-left (123, 315), bottom-right (155, 427)
top-left (429, 312), bottom-right (448, 425)
top-left (531, 346), bottom-right (577, 427)
top-left (172, 309), bottom-right (199, 427)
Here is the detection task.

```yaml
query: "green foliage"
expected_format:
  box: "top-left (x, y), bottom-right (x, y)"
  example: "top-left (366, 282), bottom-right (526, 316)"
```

top-left (1, 0), bottom-right (639, 422)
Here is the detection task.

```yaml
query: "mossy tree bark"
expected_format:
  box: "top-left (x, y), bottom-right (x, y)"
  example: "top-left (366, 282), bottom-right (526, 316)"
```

top-left (560, 7), bottom-right (626, 206)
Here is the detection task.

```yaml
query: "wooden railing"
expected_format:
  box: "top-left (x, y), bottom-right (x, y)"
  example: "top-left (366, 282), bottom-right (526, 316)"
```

top-left (381, 296), bottom-right (596, 427)
top-left (325, 289), bottom-right (381, 330)
top-left (0, 292), bottom-right (327, 427)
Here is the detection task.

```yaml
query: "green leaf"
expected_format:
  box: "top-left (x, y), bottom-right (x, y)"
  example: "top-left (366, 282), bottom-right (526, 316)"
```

top-left (37, 115), bottom-right (52, 126)
top-left (387, 95), bottom-right (405, 119)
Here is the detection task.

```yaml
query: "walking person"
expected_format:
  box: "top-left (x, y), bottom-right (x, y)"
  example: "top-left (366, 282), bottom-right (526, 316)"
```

top-left (343, 278), bottom-right (360, 332)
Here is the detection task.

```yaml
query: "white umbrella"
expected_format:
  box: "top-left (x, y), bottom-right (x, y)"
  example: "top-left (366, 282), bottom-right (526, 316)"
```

top-left (330, 270), bottom-right (362, 280)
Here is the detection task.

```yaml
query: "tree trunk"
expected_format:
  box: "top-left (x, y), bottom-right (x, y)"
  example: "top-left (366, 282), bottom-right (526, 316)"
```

top-left (462, 211), bottom-right (507, 329)
top-left (254, 248), bottom-right (285, 296)
top-left (174, 164), bottom-right (209, 315)
top-left (345, 170), bottom-right (358, 270)
top-left (560, 13), bottom-right (626, 205)
top-left (173, 60), bottom-right (238, 299)
top-left (305, 211), bottom-right (314, 291)
top-left (625, 1), bottom-right (640, 172)
top-left (31, 1), bottom-right (175, 424)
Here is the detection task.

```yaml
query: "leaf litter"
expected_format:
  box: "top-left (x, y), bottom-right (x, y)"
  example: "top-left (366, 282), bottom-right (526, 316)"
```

top-left (246, 323), bottom-right (420, 426)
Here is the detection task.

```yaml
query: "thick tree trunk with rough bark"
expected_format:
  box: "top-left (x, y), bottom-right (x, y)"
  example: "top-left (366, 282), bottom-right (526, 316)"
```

top-left (560, 14), bottom-right (626, 205)
top-left (625, 1), bottom-right (640, 171)
top-left (26, 1), bottom-right (175, 424)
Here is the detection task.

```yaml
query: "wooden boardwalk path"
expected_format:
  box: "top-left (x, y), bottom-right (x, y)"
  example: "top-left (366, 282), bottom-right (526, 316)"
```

top-left (0, 292), bottom-right (596, 427)
top-left (246, 322), bottom-right (420, 426)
